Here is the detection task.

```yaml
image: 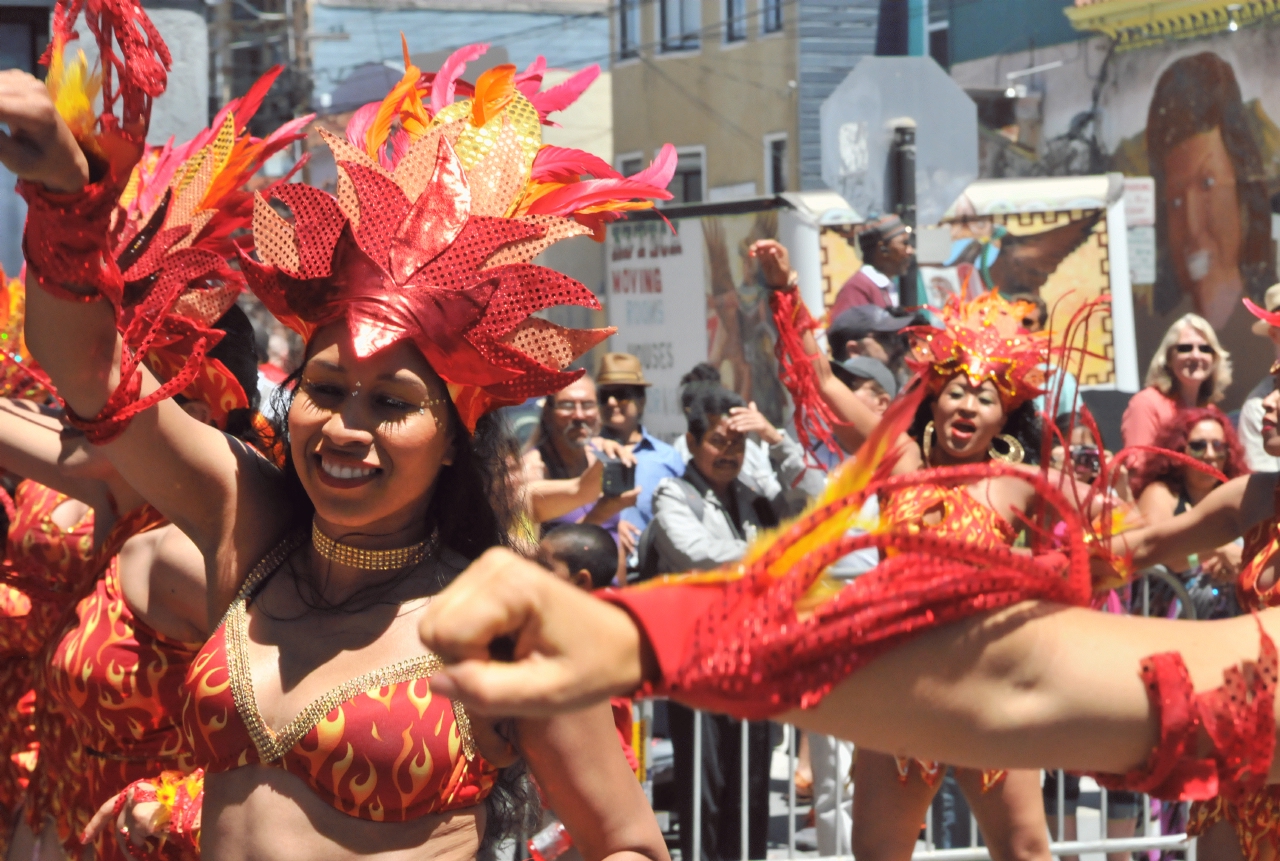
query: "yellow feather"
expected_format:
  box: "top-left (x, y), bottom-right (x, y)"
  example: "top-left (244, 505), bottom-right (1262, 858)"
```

top-left (45, 35), bottom-right (101, 147)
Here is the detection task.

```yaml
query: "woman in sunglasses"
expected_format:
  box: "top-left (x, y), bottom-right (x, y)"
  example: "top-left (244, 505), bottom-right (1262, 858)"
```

top-left (1121, 314), bottom-right (1232, 454)
top-left (1135, 407), bottom-right (1249, 581)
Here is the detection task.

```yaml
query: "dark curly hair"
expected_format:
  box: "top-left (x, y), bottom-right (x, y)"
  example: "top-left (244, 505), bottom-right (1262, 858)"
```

top-left (1131, 406), bottom-right (1249, 499)
top-left (908, 392), bottom-right (1043, 466)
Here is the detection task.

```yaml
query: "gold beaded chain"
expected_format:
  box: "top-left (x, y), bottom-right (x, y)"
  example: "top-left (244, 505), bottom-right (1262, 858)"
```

top-left (311, 521), bottom-right (437, 571)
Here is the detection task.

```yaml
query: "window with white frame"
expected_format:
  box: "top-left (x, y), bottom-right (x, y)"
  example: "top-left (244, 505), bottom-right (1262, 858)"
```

top-left (667, 149), bottom-right (704, 204)
top-left (725, 0), bottom-right (746, 42)
top-left (762, 0), bottom-right (783, 34)
top-left (618, 0), bottom-right (640, 60)
top-left (660, 0), bottom-right (701, 52)
top-left (764, 134), bottom-right (787, 195)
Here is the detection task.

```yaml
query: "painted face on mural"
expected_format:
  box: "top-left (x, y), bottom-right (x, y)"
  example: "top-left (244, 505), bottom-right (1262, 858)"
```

top-left (1164, 126), bottom-right (1244, 329)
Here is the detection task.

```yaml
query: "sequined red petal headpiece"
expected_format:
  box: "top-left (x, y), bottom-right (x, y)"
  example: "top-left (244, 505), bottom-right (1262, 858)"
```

top-left (241, 43), bottom-right (676, 429)
top-left (906, 291), bottom-right (1048, 410)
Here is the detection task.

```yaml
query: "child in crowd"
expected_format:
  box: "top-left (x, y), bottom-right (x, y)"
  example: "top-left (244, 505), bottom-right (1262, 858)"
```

top-left (537, 525), bottom-right (639, 774)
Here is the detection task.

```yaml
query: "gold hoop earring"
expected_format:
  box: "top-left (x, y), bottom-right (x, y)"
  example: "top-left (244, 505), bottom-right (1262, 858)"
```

top-left (989, 434), bottom-right (1025, 464)
top-left (922, 421), bottom-right (935, 463)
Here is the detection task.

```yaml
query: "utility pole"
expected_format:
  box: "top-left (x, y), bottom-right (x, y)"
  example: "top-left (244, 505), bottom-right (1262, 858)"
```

top-left (889, 118), bottom-right (918, 306)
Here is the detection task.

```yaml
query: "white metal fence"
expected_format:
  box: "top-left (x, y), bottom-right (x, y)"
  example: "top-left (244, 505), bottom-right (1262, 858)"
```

top-left (631, 569), bottom-right (1199, 861)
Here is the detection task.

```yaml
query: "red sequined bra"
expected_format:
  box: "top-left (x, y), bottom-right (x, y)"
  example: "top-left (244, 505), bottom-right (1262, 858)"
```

top-left (880, 482), bottom-right (1017, 551)
top-left (182, 534), bottom-right (497, 820)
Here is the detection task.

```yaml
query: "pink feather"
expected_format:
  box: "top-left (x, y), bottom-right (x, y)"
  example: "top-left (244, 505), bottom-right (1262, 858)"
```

top-left (531, 145), bottom-right (620, 183)
top-left (515, 56), bottom-right (546, 99)
top-left (629, 143), bottom-right (677, 188)
top-left (524, 176), bottom-right (673, 217)
top-left (430, 43), bottom-right (490, 115)
top-left (528, 64), bottom-right (600, 119)
top-left (346, 102), bottom-right (382, 151)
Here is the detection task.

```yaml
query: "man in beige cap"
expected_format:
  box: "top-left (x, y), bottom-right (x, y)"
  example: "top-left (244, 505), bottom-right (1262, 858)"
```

top-left (1240, 283), bottom-right (1280, 470)
top-left (595, 352), bottom-right (685, 537)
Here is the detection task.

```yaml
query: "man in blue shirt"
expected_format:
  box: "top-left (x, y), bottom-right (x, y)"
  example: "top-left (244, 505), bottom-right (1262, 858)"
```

top-left (596, 352), bottom-right (685, 552)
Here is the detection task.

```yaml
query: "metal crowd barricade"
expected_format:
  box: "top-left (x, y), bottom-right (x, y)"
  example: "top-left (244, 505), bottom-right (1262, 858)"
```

top-left (637, 567), bottom-right (1199, 861)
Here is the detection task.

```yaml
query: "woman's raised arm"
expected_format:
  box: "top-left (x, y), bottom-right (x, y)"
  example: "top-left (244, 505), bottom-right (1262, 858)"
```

top-left (2, 70), bottom-right (290, 616)
top-left (420, 550), bottom-right (1280, 783)
top-left (1115, 472), bottom-right (1277, 572)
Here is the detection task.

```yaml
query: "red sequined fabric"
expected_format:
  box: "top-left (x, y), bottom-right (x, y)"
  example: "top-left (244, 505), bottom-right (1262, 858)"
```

top-left (883, 482), bottom-right (1014, 791)
top-left (768, 288), bottom-right (841, 469)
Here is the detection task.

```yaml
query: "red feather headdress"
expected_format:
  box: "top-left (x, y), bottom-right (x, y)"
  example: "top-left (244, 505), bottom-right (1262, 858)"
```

top-left (241, 42), bottom-right (676, 430)
top-left (906, 291), bottom-right (1048, 410)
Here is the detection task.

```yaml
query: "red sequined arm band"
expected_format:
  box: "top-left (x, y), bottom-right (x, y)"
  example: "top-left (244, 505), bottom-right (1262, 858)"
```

top-left (769, 284), bottom-right (842, 466)
top-left (18, 178), bottom-right (126, 306)
top-left (1094, 621), bottom-right (1276, 802)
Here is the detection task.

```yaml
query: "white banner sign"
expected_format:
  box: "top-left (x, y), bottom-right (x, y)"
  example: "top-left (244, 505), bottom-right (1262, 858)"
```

top-left (606, 219), bottom-right (708, 441)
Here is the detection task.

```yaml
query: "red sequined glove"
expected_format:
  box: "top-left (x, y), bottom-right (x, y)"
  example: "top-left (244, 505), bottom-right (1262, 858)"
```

top-left (18, 177), bottom-right (126, 306)
top-left (1095, 620), bottom-right (1276, 801)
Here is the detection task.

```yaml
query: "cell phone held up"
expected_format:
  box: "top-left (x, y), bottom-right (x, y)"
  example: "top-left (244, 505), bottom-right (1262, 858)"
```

top-left (601, 457), bottom-right (636, 497)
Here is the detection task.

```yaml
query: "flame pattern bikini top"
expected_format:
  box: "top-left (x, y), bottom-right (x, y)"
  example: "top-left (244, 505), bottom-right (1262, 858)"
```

top-left (1238, 481), bottom-right (1280, 611)
top-left (882, 482), bottom-right (1017, 550)
top-left (182, 533), bottom-right (497, 821)
top-left (0, 481), bottom-right (97, 659)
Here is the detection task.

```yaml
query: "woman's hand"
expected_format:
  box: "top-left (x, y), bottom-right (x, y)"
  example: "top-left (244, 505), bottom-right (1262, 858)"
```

top-left (584, 486), bottom-right (642, 521)
top-left (590, 436), bottom-right (637, 468)
top-left (748, 239), bottom-right (792, 291)
top-left (83, 784), bottom-right (164, 853)
top-left (421, 548), bottom-right (654, 716)
top-left (1201, 542), bottom-right (1243, 583)
top-left (727, 402), bottom-right (783, 445)
top-left (0, 70), bottom-right (89, 192)
top-left (617, 519), bottom-right (641, 557)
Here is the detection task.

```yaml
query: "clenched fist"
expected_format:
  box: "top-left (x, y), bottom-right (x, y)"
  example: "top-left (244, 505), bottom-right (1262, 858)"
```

top-left (0, 69), bottom-right (89, 192)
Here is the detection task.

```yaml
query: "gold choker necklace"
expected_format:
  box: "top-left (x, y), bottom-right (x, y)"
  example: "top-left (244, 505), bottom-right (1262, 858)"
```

top-left (311, 522), bottom-right (436, 571)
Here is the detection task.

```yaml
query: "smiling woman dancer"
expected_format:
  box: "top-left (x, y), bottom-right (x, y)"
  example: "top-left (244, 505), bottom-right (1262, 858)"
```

top-left (0, 59), bottom-right (301, 861)
top-left (1, 2), bottom-right (675, 859)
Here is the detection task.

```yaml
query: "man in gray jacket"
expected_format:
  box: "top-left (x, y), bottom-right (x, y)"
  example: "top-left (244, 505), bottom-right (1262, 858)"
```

top-left (642, 385), bottom-right (773, 861)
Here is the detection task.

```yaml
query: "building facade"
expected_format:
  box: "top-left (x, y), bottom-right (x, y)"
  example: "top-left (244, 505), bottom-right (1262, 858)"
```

top-left (609, 0), bottom-right (878, 201)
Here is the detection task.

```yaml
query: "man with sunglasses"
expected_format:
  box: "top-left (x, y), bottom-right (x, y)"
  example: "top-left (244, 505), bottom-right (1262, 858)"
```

top-left (596, 353), bottom-right (686, 552)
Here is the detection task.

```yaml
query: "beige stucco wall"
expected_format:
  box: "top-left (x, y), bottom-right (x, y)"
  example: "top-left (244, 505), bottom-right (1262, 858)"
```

top-left (611, 0), bottom-right (799, 195)
top-left (541, 68), bottom-right (614, 164)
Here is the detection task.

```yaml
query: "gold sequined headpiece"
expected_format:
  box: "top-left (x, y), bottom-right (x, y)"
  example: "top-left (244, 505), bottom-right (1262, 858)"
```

top-left (906, 291), bottom-right (1048, 410)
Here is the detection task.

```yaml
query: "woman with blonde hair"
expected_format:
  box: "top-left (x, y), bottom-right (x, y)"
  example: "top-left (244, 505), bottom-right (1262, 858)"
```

top-left (1121, 313), bottom-right (1232, 450)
